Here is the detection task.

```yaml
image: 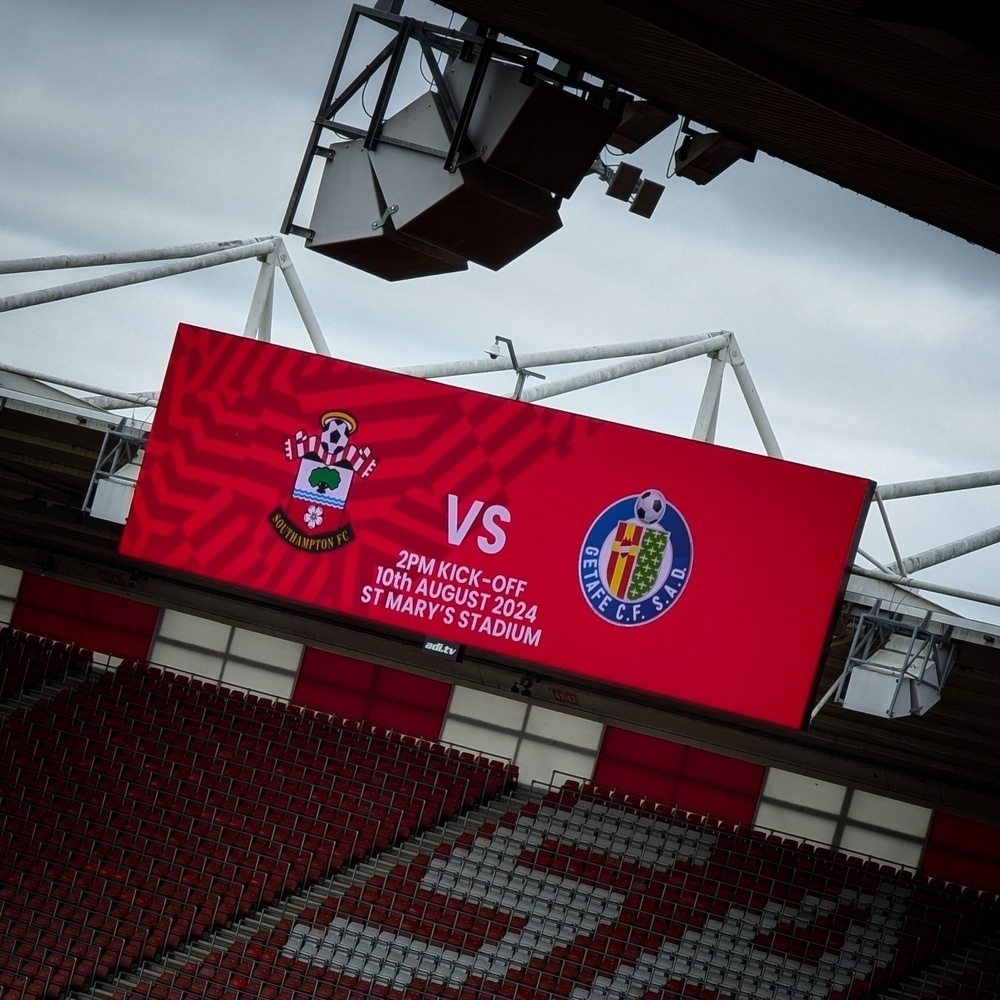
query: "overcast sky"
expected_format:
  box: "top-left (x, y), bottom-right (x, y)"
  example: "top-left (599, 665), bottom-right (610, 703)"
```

top-left (2, 0), bottom-right (1000, 619)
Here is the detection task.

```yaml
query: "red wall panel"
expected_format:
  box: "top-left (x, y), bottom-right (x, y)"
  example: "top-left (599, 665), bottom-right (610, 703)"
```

top-left (593, 725), bottom-right (766, 823)
top-left (922, 811), bottom-right (1000, 893)
top-left (11, 574), bottom-right (158, 662)
top-left (293, 647), bottom-right (451, 740)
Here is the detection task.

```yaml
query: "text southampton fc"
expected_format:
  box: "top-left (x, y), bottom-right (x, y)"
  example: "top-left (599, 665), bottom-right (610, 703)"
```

top-left (579, 489), bottom-right (693, 627)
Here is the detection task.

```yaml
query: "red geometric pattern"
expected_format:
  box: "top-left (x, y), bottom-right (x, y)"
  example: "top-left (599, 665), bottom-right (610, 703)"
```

top-left (120, 325), bottom-right (873, 729)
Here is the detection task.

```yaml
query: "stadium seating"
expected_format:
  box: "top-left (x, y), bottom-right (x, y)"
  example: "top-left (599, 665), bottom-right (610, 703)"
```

top-left (0, 660), bottom-right (516, 999)
top-left (0, 625), bottom-right (89, 697)
top-left (120, 783), bottom-right (1000, 1000)
top-left (6, 649), bottom-right (1000, 1000)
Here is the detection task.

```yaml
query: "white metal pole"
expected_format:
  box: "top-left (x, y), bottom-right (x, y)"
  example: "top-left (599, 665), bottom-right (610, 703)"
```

top-left (0, 240), bottom-right (276, 313)
top-left (877, 469), bottom-right (1000, 501)
top-left (518, 334), bottom-right (730, 403)
top-left (726, 336), bottom-right (782, 459)
top-left (851, 565), bottom-right (1000, 611)
top-left (243, 257), bottom-right (277, 339)
top-left (80, 392), bottom-right (160, 410)
top-left (873, 494), bottom-right (906, 573)
top-left (395, 335), bottom-right (714, 379)
top-left (0, 362), bottom-right (160, 408)
top-left (275, 242), bottom-right (331, 357)
top-left (0, 238), bottom-right (276, 274)
top-left (260, 273), bottom-right (274, 343)
top-left (856, 547), bottom-right (892, 573)
top-left (888, 524), bottom-right (1000, 576)
top-left (692, 353), bottom-right (727, 442)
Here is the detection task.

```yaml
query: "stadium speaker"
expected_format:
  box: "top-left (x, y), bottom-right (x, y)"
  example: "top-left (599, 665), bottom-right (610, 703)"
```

top-left (307, 139), bottom-right (469, 281)
top-left (445, 59), bottom-right (620, 198)
top-left (367, 91), bottom-right (562, 271)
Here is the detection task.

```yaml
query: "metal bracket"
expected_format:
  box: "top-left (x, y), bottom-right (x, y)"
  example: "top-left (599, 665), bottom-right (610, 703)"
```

top-left (371, 205), bottom-right (399, 231)
top-left (811, 600), bottom-right (956, 720)
top-left (487, 337), bottom-right (546, 400)
top-left (84, 420), bottom-right (147, 519)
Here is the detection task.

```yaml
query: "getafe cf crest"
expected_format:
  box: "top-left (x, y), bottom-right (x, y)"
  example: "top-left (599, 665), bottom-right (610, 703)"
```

top-left (579, 488), bottom-right (692, 627)
top-left (270, 410), bottom-right (377, 552)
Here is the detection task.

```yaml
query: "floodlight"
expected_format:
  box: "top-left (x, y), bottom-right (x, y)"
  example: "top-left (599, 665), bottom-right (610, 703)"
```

top-left (601, 162), bottom-right (664, 219)
top-left (445, 59), bottom-right (620, 198)
top-left (628, 178), bottom-right (665, 218)
top-left (608, 100), bottom-right (678, 153)
top-left (307, 93), bottom-right (563, 279)
top-left (834, 602), bottom-right (956, 719)
top-left (674, 130), bottom-right (756, 185)
top-left (606, 162), bottom-right (642, 201)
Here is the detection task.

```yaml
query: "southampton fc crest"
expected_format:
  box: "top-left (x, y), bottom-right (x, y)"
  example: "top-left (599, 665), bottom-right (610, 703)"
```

top-left (269, 410), bottom-right (377, 552)
top-left (579, 489), bottom-right (693, 626)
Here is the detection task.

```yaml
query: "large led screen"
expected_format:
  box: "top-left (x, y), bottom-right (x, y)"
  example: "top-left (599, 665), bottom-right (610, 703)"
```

top-left (120, 325), bottom-right (873, 728)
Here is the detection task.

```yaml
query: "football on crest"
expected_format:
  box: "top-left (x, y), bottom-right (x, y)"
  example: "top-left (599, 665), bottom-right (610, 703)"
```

top-left (635, 488), bottom-right (666, 525)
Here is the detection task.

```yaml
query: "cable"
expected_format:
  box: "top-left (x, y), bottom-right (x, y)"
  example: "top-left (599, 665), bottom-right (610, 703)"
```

top-left (664, 120), bottom-right (685, 179)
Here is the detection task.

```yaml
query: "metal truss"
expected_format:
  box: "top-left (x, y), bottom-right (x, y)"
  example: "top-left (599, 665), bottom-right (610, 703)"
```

top-left (855, 470), bottom-right (1000, 611)
top-left (811, 600), bottom-right (957, 721)
top-left (3, 235), bottom-right (1000, 619)
top-left (83, 419), bottom-right (147, 515)
top-left (0, 236), bottom-right (330, 361)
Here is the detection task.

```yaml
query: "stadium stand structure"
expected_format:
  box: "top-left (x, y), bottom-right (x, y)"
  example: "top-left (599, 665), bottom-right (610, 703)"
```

top-left (101, 783), bottom-right (1000, 1000)
top-left (0, 657), bottom-right (516, 999)
top-left (0, 625), bottom-right (90, 699)
top-left (2, 649), bottom-right (1000, 1000)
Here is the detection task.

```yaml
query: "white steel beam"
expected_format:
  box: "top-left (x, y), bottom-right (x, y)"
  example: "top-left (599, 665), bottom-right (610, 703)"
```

top-left (0, 363), bottom-right (159, 409)
top-left (244, 255), bottom-right (278, 339)
top-left (851, 565), bottom-right (1000, 611)
top-left (873, 494), bottom-right (906, 573)
top-left (725, 336), bottom-right (782, 459)
top-left (887, 524), bottom-right (1000, 576)
top-left (518, 333), bottom-right (730, 403)
top-left (692, 354), bottom-right (726, 442)
top-left (0, 240), bottom-right (277, 313)
top-left (395, 335), bottom-right (714, 379)
top-left (877, 469), bottom-right (1000, 501)
top-left (0, 238), bottom-right (274, 274)
top-left (80, 392), bottom-right (160, 411)
top-left (275, 243), bottom-right (331, 356)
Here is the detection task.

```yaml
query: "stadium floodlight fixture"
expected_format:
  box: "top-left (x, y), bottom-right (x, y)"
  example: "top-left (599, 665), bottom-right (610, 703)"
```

top-left (600, 161), bottom-right (664, 218)
top-left (673, 121), bottom-right (756, 185)
top-left (605, 162), bottom-right (642, 201)
top-left (628, 178), bottom-right (665, 218)
top-left (608, 100), bottom-right (679, 153)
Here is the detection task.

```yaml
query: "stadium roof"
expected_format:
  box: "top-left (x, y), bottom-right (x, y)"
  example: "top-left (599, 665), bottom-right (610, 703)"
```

top-left (439, 0), bottom-right (1000, 254)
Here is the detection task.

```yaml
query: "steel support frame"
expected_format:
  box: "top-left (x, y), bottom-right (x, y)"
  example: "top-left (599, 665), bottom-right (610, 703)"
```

top-left (403, 330), bottom-right (783, 459)
top-left (0, 236), bottom-right (331, 385)
top-left (83, 421), bottom-right (147, 514)
top-left (812, 602), bottom-right (956, 722)
top-left (280, 4), bottom-right (628, 237)
top-left (859, 467), bottom-right (1000, 613)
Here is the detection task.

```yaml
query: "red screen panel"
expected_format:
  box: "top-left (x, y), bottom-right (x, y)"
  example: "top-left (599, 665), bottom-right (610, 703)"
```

top-left (593, 726), bottom-right (765, 823)
top-left (922, 811), bottom-right (1000, 893)
top-left (120, 325), bottom-right (872, 729)
top-left (293, 648), bottom-right (451, 740)
top-left (12, 574), bottom-right (158, 661)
